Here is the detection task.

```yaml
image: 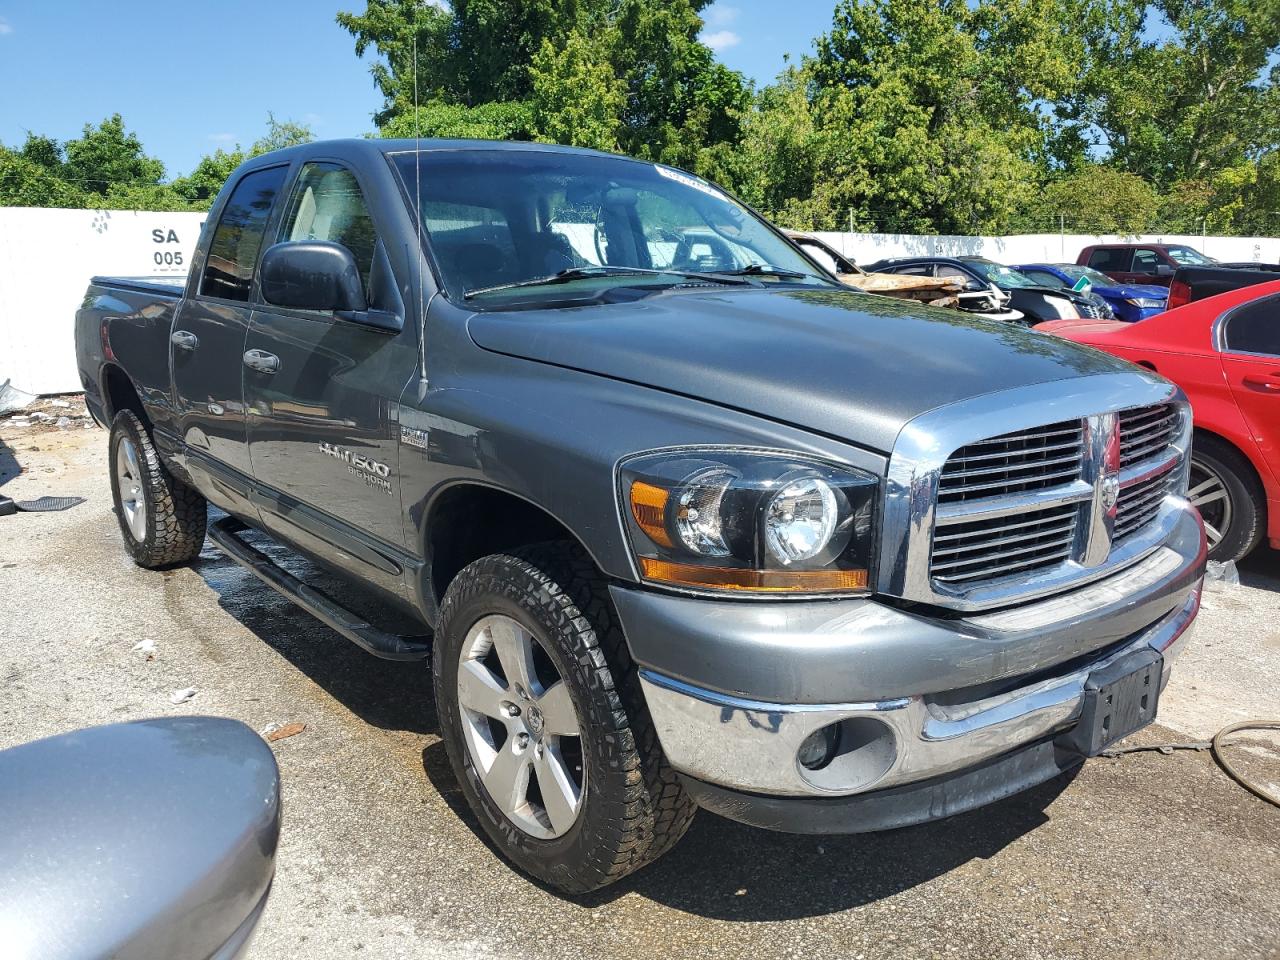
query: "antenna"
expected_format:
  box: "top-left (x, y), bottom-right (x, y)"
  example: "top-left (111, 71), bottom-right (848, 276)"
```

top-left (414, 0), bottom-right (426, 381)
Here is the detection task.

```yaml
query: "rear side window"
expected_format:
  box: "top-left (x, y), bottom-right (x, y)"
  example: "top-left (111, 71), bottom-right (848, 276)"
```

top-left (279, 163), bottom-right (379, 294)
top-left (1131, 249), bottom-right (1162, 274)
top-left (1224, 296), bottom-right (1280, 356)
top-left (199, 166), bottom-right (288, 302)
top-left (1087, 248), bottom-right (1132, 272)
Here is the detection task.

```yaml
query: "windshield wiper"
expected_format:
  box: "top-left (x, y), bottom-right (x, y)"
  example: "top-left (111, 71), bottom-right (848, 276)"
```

top-left (719, 263), bottom-right (813, 280)
top-left (463, 265), bottom-right (749, 300)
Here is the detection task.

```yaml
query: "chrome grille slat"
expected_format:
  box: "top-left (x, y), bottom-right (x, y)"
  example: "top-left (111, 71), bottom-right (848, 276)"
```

top-left (939, 452), bottom-right (1084, 483)
top-left (932, 520), bottom-right (1076, 557)
top-left (934, 511), bottom-right (1082, 543)
top-left (934, 546), bottom-right (1075, 584)
top-left (956, 426), bottom-right (1082, 450)
top-left (947, 438), bottom-right (1083, 466)
top-left (938, 466), bottom-right (1083, 498)
top-left (1113, 404), bottom-right (1179, 543)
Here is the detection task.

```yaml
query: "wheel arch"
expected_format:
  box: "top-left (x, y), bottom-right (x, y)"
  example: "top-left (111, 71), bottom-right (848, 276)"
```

top-left (422, 481), bottom-right (614, 614)
top-left (100, 363), bottom-right (150, 430)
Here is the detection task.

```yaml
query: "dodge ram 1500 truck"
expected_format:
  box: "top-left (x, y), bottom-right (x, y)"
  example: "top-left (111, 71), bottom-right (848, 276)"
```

top-left (76, 139), bottom-right (1207, 893)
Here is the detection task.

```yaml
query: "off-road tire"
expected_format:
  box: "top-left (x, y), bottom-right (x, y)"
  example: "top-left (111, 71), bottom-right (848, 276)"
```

top-left (1191, 433), bottom-right (1265, 563)
top-left (434, 541), bottom-right (695, 894)
top-left (108, 410), bottom-right (207, 568)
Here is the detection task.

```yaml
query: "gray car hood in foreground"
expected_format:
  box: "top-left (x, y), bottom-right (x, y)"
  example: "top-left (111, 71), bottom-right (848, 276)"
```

top-left (468, 287), bottom-right (1131, 452)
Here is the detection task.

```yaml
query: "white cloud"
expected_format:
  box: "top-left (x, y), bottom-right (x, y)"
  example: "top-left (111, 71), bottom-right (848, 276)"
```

top-left (207, 132), bottom-right (238, 143)
top-left (702, 29), bottom-right (741, 51)
top-left (705, 4), bottom-right (740, 28)
top-left (0, 17), bottom-right (13, 35)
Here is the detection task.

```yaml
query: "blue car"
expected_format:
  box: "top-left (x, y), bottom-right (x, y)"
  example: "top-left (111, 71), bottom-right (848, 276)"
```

top-left (1013, 263), bottom-right (1168, 322)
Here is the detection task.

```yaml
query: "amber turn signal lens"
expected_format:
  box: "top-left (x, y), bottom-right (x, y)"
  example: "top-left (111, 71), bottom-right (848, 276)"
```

top-left (630, 481), bottom-right (674, 548)
top-left (639, 558), bottom-right (868, 593)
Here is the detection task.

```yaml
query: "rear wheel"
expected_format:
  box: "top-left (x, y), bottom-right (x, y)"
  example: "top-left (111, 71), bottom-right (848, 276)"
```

top-left (433, 542), bottom-right (694, 893)
top-left (108, 410), bottom-right (207, 568)
top-left (1188, 434), bottom-right (1264, 563)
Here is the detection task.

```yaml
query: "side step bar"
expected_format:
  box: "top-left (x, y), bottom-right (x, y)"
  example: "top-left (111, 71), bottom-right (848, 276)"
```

top-left (208, 516), bottom-right (432, 662)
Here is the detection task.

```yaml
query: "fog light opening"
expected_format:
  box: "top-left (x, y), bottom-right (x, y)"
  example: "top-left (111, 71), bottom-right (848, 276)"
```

top-left (797, 723), bottom-right (842, 771)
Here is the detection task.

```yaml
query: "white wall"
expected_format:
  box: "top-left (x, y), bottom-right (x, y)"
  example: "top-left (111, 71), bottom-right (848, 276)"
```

top-left (810, 231), bottom-right (1280, 269)
top-left (0, 207), bottom-right (206, 394)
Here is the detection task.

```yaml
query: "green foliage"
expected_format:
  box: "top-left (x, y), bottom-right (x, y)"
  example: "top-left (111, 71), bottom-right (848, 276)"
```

top-left (530, 32), bottom-right (625, 150)
top-left (0, 150), bottom-right (90, 207)
top-left (1034, 167), bottom-right (1161, 234)
top-left (63, 114), bottom-right (166, 195)
top-left (379, 100), bottom-right (536, 140)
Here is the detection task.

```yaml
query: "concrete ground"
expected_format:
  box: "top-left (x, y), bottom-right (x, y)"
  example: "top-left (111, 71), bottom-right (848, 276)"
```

top-left (2, 421), bottom-right (1278, 960)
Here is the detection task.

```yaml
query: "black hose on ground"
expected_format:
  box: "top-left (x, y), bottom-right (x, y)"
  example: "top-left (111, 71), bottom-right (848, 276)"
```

top-left (1211, 720), bottom-right (1280, 808)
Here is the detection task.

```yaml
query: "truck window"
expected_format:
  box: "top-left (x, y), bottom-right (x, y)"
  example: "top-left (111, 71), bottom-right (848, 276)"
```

top-left (1131, 249), bottom-right (1162, 274)
top-left (199, 165), bottom-right (288, 302)
top-left (278, 163), bottom-right (378, 294)
top-left (420, 200), bottom-right (520, 294)
top-left (1087, 248), bottom-right (1132, 273)
top-left (1223, 297), bottom-right (1280, 356)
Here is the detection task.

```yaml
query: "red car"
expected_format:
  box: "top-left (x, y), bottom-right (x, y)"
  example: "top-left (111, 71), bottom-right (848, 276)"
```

top-left (1038, 279), bottom-right (1280, 562)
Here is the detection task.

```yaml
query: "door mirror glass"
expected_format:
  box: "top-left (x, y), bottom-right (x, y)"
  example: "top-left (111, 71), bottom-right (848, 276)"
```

top-left (260, 241), bottom-right (369, 313)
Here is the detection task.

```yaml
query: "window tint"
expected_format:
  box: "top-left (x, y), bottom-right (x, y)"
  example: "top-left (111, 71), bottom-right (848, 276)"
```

top-left (200, 166), bottom-right (288, 301)
top-left (1087, 248), bottom-right (1133, 272)
top-left (279, 163), bottom-right (379, 294)
top-left (1131, 249), bottom-right (1161, 274)
top-left (1025, 269), bottom-right (1066, 288)
top-left (1224, 296), bottom-right (1280, 356)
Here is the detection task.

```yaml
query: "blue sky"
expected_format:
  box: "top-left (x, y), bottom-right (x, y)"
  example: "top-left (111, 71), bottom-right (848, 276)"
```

top-left (0, 1), bottom-right (831, 180)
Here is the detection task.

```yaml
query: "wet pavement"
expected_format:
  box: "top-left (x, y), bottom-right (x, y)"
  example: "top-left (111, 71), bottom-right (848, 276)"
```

top-left (1, 427), bottom-right (1278, 960)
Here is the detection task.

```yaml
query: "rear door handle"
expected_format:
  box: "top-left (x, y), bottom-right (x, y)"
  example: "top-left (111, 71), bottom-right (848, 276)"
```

top-left (243, 349), bottom-right (280, 374)
top-left (1242, 374), bottom-right (1280, 393)
top-left (170, 330), bottom-right (198, 351)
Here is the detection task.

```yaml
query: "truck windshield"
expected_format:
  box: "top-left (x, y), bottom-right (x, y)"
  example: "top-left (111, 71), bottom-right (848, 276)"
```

top-left (1166, 245), bottom-right (1216, 266)
top-left (391, 149), bottom-right (832, 304)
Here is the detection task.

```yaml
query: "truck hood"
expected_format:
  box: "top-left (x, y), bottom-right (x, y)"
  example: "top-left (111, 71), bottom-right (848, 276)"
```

top-left (468, 287), bottom-right (1133, 453)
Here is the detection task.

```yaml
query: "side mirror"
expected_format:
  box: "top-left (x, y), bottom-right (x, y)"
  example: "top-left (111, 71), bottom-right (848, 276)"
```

top-left (261, 241), bottom-right (368, 313)
top-left (0, 717), bottom-right (280, 960)
top-left (1155, 263), bottom-right (1175, 277)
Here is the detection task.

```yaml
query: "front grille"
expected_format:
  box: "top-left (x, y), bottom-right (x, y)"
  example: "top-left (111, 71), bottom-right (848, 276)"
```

top-left (937, 420), bottom-right (1084, 504)
top-left (1119, 404), bottom-right (1179, 466)
top-left (927, 402), bottom-right (1182, 593)
top-left (931, 503), bottom-right (1078, 584)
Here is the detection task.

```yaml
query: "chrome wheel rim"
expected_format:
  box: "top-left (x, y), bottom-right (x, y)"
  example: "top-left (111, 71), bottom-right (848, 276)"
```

top-left (1188, 458), bottom-right (1232, 551)
top-left (115, 435), bottom-right (147, 542)
top-left (457, 614), bottom-right (586, 839)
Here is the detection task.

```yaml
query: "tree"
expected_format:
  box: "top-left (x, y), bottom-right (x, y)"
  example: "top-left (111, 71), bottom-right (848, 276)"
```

top-left (62, 114), bottom-right (166, 196)
top-left (1034, 167), bottom-right (1160, 234)
top-left (378, 100), bottom-right (536, 140)
top-left (529, 32), bottom-right (624, 151)
top-left (0, 149), bottom-right (89, 207)
top-left (172, 115), bottom-right (313, 206)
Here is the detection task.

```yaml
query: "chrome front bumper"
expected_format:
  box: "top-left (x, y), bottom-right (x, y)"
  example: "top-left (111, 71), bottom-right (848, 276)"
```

top-left (621, 508), bottom-right (1206, 801)
top-left (639, 588), bottom-right (1197, 798)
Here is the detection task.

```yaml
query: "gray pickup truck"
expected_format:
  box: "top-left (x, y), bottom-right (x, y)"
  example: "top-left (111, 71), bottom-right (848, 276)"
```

top-left (76, 139), bottom-right (1206, 893)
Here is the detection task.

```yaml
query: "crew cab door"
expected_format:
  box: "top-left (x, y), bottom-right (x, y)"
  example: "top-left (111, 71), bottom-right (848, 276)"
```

top-left (243, 161), bottom-right (417, 560)
top-left (1219, 292), bottom-right (1280, 484)
top-left (171, 164), bottom-right (289, 508)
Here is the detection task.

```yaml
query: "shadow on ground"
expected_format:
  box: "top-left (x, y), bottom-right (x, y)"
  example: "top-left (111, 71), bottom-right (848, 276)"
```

top-left (185, 515), bottom-right (1074, 921)
top-left (0, 437), bottom-right (20, 488)
top-left (1238, 548), bottom-right (1280, 593)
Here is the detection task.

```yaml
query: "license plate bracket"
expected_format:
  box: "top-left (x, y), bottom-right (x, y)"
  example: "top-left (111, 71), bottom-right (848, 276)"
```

top-left (1064, 648), bottom-right (1164, 757)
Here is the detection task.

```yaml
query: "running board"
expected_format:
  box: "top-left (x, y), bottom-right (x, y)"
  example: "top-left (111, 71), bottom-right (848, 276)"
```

top-left (208, 517), bottom-right (432, 662)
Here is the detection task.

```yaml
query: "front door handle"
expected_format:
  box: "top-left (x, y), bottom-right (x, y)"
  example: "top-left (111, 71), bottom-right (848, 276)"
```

top-left (243, 349), bottom-right (280, 375)
top-left (170, 330), bottom-right (199, 351)
top-left (1242, 373), bottom-right (1280, 394)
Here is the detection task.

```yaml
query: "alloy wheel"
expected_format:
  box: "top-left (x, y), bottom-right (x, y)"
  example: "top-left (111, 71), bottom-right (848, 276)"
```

top-left (115, 435), bottom-right (148, 542)
top-left (1188, 458), bottom-right (1232, 551)
top-left (456, 614), bottom-right (586, 839)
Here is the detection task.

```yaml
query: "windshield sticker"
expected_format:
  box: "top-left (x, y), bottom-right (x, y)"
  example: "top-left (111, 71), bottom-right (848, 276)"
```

top-left (654, 164), bottom-right (723, 200)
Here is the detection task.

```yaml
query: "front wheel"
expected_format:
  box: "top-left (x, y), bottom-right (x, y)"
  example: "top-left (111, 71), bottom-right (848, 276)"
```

top-left (1188, 435), bottom-right (1265, 563)
top-left (109, 410), bottom-right (207, 568)
top-left (433, 542), bottom-right (694, 893)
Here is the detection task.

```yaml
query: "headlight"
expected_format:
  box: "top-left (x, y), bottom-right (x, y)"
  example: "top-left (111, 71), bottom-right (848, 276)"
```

top-left (1125, 297), bottom-right (1164, 308)
top-left (620, 450), bottom-right (877, 594)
